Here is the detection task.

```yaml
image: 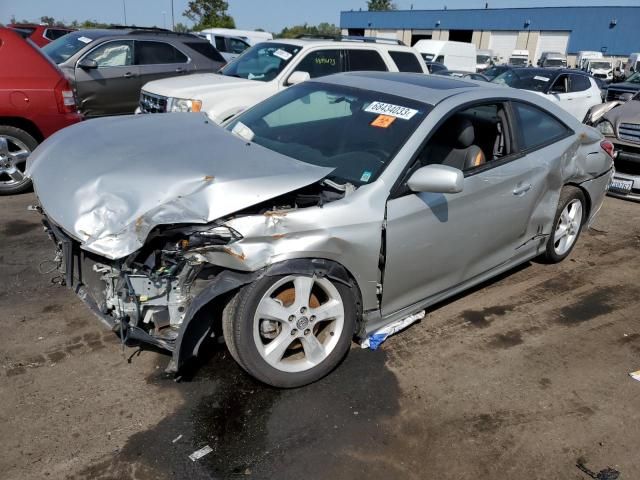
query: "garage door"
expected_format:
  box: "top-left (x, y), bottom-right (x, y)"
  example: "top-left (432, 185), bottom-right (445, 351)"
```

top-left (489, 31), bottom-right (518, 63)
top-left (534, 31), bottom-right (570, 64)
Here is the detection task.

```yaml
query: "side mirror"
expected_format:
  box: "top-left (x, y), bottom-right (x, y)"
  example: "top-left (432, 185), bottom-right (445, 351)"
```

top-left (407, 164), bottom-right (464, 194)
top-left (78, 58), bottom-right (98, 69)
top-left (287, 71), bottom-right (310, 86)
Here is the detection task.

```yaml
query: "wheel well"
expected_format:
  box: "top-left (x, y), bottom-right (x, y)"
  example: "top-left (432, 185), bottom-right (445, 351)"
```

top-left (168, 258), bottom-right (364, 374)
top-left (0, 117), bottom-right (44, 143)
top-left (564, 183), bottom-right (592, 221)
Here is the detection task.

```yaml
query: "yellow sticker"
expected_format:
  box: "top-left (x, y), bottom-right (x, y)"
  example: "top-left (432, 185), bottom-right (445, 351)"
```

top-left (370, 114), bottom-right (396, 128)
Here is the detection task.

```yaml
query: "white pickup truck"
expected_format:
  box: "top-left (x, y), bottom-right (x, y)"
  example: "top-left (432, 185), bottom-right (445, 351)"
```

top-left (136, 37), bottom-right (428, 124)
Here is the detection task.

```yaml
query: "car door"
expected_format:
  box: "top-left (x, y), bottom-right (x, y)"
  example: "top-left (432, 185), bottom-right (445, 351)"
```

top-left (545, 74), bottom-right (583, 118)
top-left (74, 39), bottom-right (140, 117)
top-left (135, 40), bottom-right (191, 87)
top-left (568, 74), bottom-right (598, 120)
top-left (381, 100), bottom-right (557, 316)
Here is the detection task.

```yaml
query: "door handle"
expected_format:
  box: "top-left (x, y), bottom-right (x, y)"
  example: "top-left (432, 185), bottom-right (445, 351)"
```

top-left (513, 183), bottom-right (532, 196)
top-left (124, 72), bottom-right (134, 78)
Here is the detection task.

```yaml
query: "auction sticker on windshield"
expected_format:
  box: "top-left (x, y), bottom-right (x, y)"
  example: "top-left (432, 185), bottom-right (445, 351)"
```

top-left (273, 49), bottom-right (292, 61)
top-left (533, 76), bottom-right (550, 82)
top-left (365, 102), bottom-right (418, 120)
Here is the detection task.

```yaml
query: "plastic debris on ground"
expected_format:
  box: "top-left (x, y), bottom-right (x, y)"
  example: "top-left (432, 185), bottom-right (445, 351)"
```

top-left (629, 370), bottom-right (640, 382)
top-left (172, 434), bottom-right (183, 444)
top-left (361, 310), bottom-right (426, 350)
top-left (189, 445), bottom-right (213, 461)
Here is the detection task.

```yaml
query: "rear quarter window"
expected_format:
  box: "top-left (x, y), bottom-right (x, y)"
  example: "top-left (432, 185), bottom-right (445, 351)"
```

top-left (348, 49), bottom-right (388, 72)
top-left (389, 51), bottom-right (423, 73)
top-left (512, 102), bottom-right (571, 150)
top-left (184, 41), bottom-right (225, 63)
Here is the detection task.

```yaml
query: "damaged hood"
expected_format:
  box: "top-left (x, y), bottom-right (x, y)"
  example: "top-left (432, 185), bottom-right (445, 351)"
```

top-left (27, 113), bottom-right (333, 259)
top-left (603, 98), bottom-right (640, 128)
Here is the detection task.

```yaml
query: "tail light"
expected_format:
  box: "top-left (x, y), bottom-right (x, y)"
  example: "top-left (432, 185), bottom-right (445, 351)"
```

top-left (54, 78), bottom-right (78, 114)
top-left (600, 140), bottom-right (615, 159)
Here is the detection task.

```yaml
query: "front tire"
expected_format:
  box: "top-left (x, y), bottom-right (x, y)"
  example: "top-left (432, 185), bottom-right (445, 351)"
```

top-left (542, 186), bottom-right (586, 263)
top-left (222, 274), bottom-right (357, 388)
top-left (0, 126), bottom-right (37, 195)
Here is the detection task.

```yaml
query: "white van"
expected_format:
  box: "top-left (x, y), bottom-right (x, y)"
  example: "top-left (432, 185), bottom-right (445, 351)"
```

top-left (577, 51), bottom-right (602, 70)
top-left (625, 53), bottom-right (640, 77)
top-left (197, 32), bottom-right (251, 62)
top-left (585, 59), bottom-right (613, 81)
top-left (508, 50), bottom-right (529, 67)
top-left (413, 40), bottom-right (476, 72)
top-left (476, 49), bottom-right (494, 71)
top-left (198, 28), bottom-right (273, 46)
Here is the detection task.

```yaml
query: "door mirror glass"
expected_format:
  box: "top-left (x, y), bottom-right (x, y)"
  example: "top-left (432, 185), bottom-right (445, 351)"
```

top-left (407, 164), bottom-right (463, 194)
top-left (78, 58), bottom-right (98, 69)
top-left (287, 71), bottom-right (310, 86)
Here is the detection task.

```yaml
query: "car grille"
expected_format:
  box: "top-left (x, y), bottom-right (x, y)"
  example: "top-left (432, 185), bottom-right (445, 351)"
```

top-left (606, 88), bottom-right (637, 102)
top-left (593, 73), bottom-right (607, 79)
top-left (619, 123), bottom-right (640, 144)
top-left (139, 91), bottom-right (167, 113)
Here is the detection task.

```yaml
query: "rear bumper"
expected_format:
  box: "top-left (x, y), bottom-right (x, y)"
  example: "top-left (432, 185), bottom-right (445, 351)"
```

top-left (37, 112), bottom-right (83, 138)
top-left (581, 167), bottom-right (615, 224)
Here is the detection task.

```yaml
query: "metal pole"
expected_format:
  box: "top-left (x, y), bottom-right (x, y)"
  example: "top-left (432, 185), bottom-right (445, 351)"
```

top-left (171, 0), bottom-right (175, 31)
top-left (122, 0), bottom-right (127, 24)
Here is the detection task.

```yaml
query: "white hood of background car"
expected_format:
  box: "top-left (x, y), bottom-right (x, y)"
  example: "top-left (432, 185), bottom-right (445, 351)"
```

top-left (26, 113), bottom-right (333, 259)
top-left (142, 73), bottom-right (269, 100)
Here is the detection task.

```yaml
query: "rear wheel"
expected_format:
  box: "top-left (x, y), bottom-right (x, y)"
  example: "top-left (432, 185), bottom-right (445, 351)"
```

top-left (222, 274), bottom-right (357, 388)
top-left (0, 126), bottom-right (37, 195)
top-left (542, 186), bottom-right (586, 263)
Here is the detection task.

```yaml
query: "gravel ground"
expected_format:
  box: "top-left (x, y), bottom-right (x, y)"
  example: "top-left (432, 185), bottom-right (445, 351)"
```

top-left (1, 192), bottom-right (638, 480)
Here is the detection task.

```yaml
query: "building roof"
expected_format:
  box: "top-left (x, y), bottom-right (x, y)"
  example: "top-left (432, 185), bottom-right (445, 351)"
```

top-left (340, 6), bottom-right (640, 55)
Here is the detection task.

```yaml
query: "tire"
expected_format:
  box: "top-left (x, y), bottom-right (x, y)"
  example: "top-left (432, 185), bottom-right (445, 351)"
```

top-left (0, 126), bottom-right (37, 195)
top-left (222, 273), bottom-right (357, 388)
top-left (542, 186), bottom-right (586, 263)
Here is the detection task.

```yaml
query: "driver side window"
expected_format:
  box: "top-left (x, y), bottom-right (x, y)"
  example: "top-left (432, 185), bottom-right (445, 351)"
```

top-left (416, 102), bottom-right (512, 172)
top-left (84, 40), bottom-right (133, 67)
top-left (550, 74), bottom-right (569, 94)
top-left (294, 49), bottom-right (343, 78)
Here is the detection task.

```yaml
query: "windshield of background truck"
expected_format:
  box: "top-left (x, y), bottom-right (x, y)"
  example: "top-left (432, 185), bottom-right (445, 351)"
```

top-left (544, 59), bottom-right (564, 67)
top-left (509, 57), bottom-right (527, 66)
top-left (220, 42), bottom-right (301, 81)
top-left (477, 54), bottom-right (491, 64)
top-left (590, 61), bottom-right (611, 70)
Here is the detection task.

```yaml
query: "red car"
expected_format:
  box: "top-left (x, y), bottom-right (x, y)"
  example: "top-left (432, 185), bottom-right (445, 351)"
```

top-left (0, 27), bottom-right (82, 194)
top-left (8, 24), bottom-right (74, 48)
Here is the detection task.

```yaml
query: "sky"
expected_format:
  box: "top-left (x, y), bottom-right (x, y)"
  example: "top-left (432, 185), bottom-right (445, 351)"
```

top-left (2, 0), bottom-right (639, 33)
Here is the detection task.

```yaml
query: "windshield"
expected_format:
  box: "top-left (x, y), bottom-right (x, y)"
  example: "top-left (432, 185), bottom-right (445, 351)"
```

top-left (590, 61), bottom-right (611, 70)
top-left (544, 59), bottom-right (565, 67)
top-left (483, 65), bottom-right (506, 79)
top-left (220, 42), bottom-right (301, 82)
top-left (477, 55), bottom-right (491, 64)
top-left (226, 83), bottom-right (429, 185)
top-left (492, 69), bottom-right (553, 92)
top-left (509, 57), bottom-right (528, 66)
top-left (42, 31), bottom-right (93, 64)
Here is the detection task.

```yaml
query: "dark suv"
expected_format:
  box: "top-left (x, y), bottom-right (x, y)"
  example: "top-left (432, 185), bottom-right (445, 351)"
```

top-left (42, 27), bottom-right (226, 117)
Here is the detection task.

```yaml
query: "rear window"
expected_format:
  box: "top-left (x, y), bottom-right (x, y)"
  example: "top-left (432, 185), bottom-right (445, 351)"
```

top-left (570, 75), bottom-right (591, 92)
top-left (389, 51), bottom-right (423, 73)
top-left (348, 49), bottom-right (388, 72)
top-left (184, 41), bottom-right (225, 62)
top-left (44, 29), bottom-right (71, 41)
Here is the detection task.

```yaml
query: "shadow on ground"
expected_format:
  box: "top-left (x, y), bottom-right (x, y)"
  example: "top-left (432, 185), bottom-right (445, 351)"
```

top-left (72, 345), bottom-right (400, 480)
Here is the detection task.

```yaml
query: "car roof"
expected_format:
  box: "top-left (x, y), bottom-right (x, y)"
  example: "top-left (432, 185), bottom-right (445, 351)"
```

top-left (70, 28), bottom-right (208, 42)
top-left (262, 37), bottom-right (415, 51)
top-left (510, 67), bottom-right (590, 77)
top-left (315, 71), bottom-right (504, 105)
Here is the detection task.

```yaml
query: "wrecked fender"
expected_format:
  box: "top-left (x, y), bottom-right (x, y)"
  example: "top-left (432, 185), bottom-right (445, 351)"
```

top-left (167, 258), bottom-right (363, 373)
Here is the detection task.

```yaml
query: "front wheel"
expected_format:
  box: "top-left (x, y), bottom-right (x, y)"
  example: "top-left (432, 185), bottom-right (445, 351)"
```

top-left (542, 186), bottom-right (586, 263)
top-left (222, 274), bottom-right (357, 388)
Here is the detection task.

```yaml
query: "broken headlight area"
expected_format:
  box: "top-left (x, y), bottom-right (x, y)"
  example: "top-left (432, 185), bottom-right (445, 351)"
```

top-left (42, 220), bottom-right (242, 351)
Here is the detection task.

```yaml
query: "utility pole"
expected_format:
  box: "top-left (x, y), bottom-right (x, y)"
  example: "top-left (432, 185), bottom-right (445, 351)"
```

top-left (122, 0), bottom-right (127, 24)
top-left (171, 0), bottom-right (175, 31)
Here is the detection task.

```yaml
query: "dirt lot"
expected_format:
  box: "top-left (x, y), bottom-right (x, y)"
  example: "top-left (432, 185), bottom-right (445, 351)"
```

top-left (1, 191), bottom-right (639, 480)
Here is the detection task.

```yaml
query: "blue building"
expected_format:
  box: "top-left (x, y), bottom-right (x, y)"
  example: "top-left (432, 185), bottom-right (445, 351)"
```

top-left (340, 6), bottom-right (640, 65)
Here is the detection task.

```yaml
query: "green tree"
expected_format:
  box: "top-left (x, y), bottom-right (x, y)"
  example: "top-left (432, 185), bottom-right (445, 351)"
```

top-left (367, 0), bottom-right (396, 11)
top-left (277, 23), bottom-right (340, 39)
top-left (183, 0), bottom-right (235, 30)
top-left (40, 15), bottom-right (56, 26)
top-left (174, 22), bottom-right (190, 32)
